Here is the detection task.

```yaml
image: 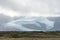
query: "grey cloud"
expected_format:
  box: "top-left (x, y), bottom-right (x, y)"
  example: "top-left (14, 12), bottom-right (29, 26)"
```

top-left (0, 0), bottom-right (31, 14)
top-left (0, 0), bottom-right (60, 16)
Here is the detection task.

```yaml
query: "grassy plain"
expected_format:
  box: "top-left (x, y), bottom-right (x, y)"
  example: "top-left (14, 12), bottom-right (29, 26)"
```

top-left (0, 38), bottom-right (60, 40)
top-left (0, 31), bottom-right (60, 40)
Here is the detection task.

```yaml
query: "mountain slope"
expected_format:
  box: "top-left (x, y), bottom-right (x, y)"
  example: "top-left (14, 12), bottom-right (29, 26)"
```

top-left (47, 17), bottom-right (60, 31)
top-left (1, 17), bottom-right (54, 31)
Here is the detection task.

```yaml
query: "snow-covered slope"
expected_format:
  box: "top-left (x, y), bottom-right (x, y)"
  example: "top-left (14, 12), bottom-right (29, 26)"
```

top-left (2, 17), bottom-right (54, 31)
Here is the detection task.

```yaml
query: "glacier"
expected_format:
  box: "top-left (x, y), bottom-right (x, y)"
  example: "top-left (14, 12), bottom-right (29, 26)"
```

top-left (2, 17), bottom-right (54, 31)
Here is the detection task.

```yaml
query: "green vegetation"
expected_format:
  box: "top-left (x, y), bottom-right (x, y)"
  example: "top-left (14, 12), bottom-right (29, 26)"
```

top-left (0, 31), bottom-right (60, 38)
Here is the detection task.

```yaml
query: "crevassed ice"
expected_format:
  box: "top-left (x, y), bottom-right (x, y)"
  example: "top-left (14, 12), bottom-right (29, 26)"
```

top-left (4, 17), bottom-right (54, 31)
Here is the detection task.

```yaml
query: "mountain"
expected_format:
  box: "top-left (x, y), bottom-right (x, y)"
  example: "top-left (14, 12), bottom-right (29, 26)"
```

top-left (1, 16), bottom-right (60, 31)
top-left (0, 14), bottom-right (20, 31)
top-left (47, 17), bottom-right (60, 22)
top-left (0, 25), bottom-right (20, 31)
top-left (0, 14), bottom-right (14, 26)
top-left (47, 17), bottom-right (60, 31)
top-left (1, 17), bottom-right (54, 31)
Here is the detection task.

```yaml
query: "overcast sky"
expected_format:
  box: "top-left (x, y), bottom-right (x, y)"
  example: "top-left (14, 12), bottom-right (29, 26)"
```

top-left (0, 0), bottom-right (60, 17)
